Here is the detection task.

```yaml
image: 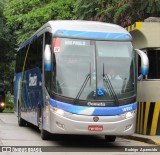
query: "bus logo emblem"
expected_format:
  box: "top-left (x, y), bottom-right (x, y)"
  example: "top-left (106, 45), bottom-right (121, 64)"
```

top-left (93, 116), bottom-right (99, 122)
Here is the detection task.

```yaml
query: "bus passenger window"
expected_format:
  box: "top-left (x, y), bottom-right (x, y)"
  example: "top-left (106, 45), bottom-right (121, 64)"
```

top-left (37, 35), bottom-right (43, 70)
top-left (25, 40), bottom-right (37, 70)
top-left (15, 52), bottom-right (21, 73)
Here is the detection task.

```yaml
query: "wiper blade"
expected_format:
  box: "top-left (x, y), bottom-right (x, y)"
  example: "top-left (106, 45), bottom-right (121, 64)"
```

top-left (103, 64), bottom-right (119, 106)
top-left (74, 73), bottom-right (91, 104)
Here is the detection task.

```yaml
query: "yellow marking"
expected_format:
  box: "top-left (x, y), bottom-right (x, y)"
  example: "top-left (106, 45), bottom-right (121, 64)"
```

top-left (127, 22), bottom-right (143, 32)
top-left (19, 43), bottom-right (31, 106)
top-left (150, 102), bottom-right (160, 135)
top-left (135, 22), bottom-right (143, 30)
top-left (140, 102), bottom-right (144, 134)
top-left (143, 102), bottom-right (150, 135)
top-left (131, 24), bottom-right (134, 31)
top-left (137, 102), bottom-right (141, 133)
top-left (127, 26), bottom-right (130, 32)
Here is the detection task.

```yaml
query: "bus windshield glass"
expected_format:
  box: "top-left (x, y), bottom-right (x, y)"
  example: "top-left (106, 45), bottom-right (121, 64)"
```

top-left (53, 38), bottom-right (135, 101)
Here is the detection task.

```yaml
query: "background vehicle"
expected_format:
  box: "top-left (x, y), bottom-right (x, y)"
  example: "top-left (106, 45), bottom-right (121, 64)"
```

top-left (0, 81), bottom-right (5, 112)
top-left (14, 20), bottom-right (149, 142)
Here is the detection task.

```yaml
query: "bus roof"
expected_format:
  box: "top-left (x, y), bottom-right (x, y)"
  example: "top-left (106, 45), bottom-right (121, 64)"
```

top-left (49, 20), bottom-right (130, 33)
top-left (19, 20), bottom-right (132, 50)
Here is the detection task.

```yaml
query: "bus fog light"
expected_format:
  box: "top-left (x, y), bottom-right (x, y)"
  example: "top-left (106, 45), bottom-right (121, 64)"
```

top-left (125, 124), bottom-right (132, 130)
top-left (121, 110), bottom-right (135, 119)
top-left (56, 121), bottom-right (65, 129)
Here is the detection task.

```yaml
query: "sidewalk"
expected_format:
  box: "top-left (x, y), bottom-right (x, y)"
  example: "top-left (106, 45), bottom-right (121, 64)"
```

top-left (121, 134), bottom-right (160, 145)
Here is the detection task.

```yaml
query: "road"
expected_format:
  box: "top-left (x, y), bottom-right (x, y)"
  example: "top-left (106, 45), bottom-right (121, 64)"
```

top-left (0, 113), bottom-right (159, 155)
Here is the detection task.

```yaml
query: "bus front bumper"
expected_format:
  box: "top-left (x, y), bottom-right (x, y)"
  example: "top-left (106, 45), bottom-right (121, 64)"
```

top-left (49, 108), bottom-right (136, 135)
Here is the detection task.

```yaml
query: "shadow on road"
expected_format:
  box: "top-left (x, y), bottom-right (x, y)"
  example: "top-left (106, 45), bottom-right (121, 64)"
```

top-left (27, 123), bottom-right (121, 150)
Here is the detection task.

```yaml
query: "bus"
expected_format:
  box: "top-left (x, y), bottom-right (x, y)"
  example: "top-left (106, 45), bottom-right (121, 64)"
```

top-left (14, 20), bottom-right (149, 142)
top-left (0, 81), bottom-right (5, 112)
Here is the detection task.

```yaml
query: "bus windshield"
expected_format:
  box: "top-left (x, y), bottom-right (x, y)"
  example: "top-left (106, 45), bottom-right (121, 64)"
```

top-left (53, 38), bottom-right (136, 102)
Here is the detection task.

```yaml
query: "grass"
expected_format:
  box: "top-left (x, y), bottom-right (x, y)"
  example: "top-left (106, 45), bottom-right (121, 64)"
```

top-left (3, 108), bottom-right (14, 113)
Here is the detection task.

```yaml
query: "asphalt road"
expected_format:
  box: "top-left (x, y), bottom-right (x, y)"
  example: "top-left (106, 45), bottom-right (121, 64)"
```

top-left (0, 113), bottom-right (159, 155)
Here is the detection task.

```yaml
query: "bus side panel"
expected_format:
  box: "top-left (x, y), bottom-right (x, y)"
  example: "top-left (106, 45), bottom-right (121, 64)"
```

top-left (14, 72), bottom-right (21, 116)
top-left (21, 68), bottom-right (43, 125)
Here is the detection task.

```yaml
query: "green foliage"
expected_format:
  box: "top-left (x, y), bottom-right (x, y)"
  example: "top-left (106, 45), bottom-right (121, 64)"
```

top-left (2, 89), bottom-right (14, 113)
top-left (3, 108), bottom-right (14, 113)
top-left (5, 91), bottom-right (14, 106)
top-left (74, 0), bottom-right (160, 27)
top-left (3, 0), bottom-right (160, 45)
top-left (4, 0), bottom-right (74, 44)
top-left (0, 0), bottom-right (16, 94)
top-left (74, 0), bottom-right (98, 20)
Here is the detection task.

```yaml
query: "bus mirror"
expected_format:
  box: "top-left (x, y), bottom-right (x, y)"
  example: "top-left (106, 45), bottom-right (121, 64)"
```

top-left (135, 49), bottom-right (149, 76)
top-left (44, 44), bottom-right (51, 71)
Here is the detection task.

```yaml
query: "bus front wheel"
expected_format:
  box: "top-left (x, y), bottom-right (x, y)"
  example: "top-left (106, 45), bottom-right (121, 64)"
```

top-left (38, 116), bottom-right (50, 140)
top-left (105, 135), bottom-right (116, 142)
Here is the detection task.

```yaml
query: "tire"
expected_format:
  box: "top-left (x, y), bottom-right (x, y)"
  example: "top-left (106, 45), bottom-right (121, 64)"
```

top-left (18, 105), bottom-right (26, 126)
top-left (41, 129), bottom-right (50, 140)
top-left (38, 115), bottom-right (50, 140)
top-left (105, 136), bottom-right (116, 142)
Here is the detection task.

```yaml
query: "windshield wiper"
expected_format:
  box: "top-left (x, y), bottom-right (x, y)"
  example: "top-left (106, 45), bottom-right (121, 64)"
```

top-left (73, 73), bottom-right (91, 104)
top-left (103, 64), bottom-right (120, 106)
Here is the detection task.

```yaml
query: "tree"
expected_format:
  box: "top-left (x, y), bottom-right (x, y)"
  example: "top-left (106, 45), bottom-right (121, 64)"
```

top-left (0, 0), bottom-right (16, 93)
top-left (4, 0), bottom-right (74, 45)
top-left (74, 0), bottom-right (160, 27)
top-left (73, 0), bottom-right (98, 20)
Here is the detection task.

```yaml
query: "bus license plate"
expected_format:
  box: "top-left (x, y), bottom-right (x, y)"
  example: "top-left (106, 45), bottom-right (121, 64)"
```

top-left (88, 125), bottom-right (103, 131)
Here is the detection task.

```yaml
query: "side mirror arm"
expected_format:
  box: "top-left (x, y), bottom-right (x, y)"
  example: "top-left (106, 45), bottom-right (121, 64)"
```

top-left (135, 49), bottom-right (149, 78)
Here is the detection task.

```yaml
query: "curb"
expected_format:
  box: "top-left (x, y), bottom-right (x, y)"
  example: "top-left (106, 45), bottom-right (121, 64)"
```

top-left (120, 135), bottom-right (160, 145)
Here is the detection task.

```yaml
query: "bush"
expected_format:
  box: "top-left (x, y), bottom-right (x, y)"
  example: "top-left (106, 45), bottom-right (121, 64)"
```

top-left (5, 91), bottom-right (14, 109)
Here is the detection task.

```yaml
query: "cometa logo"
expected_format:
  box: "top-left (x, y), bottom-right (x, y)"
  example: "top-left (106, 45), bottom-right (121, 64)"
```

top-left (87, 102), bottom-right (105, 107)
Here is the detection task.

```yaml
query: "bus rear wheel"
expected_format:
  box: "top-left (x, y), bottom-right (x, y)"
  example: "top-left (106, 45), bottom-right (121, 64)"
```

top-left (18, 105), bottom-right (26, 126)
top-left (105, 135), bottom-right (116, 142)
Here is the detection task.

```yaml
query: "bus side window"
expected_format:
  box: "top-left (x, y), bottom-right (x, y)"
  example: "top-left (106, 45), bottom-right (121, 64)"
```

top-left (25, 40), bottom-right (37, 70)
top-left (37, 35), bottom-right (43, 70)
top-left (20, 48), bottom-right (26, 72)
top-left (15, 52), bottom-right (21, 73)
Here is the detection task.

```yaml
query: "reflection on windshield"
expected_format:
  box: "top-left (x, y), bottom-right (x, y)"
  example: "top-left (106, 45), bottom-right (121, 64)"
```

top-left (96, 41), bottom-right (135, 100)
top-left (102, 64), bottom-right (119, 106)
top-left (53, 38), bottom-right (136, 101)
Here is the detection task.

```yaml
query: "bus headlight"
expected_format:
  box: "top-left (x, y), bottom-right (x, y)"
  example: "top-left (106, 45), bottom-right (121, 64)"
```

top-left (51, 107), bottom-right (72, 117)
top-left (121, 110), bottom-right (136, 119)
top-left (0, 102), bottom-right (5, 107)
